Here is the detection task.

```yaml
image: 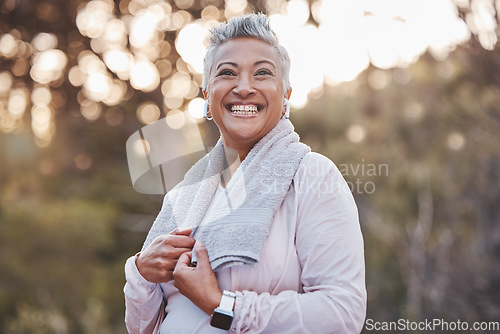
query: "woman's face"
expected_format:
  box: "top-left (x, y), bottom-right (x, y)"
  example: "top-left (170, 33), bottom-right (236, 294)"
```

top-left (204, 37), bottom-right (291, 157)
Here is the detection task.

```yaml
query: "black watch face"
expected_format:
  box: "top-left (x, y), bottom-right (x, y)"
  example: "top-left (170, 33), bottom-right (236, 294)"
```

top-left (210, 311), bottom-right (233, 330)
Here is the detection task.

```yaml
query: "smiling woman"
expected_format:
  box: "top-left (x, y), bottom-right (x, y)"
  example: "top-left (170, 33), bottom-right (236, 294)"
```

top-left (123, 13), bottom-right (366, 334)
top-left (204, 37), bottom-right (290, 160)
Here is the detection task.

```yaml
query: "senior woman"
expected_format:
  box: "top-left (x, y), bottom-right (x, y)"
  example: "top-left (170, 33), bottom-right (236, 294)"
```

top-left (124, 13), bottom-right (366, 334)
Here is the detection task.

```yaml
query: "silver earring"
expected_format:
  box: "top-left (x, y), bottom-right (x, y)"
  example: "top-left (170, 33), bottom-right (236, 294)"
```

top-left (203, 100), bottom-right (212, 120)
top-left (284, 99), bottom-right (290, 119)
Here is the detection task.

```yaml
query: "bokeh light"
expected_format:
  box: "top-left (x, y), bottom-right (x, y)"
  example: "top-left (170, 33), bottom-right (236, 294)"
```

top-left (0, 34), bottom-right (18, 58)
top-left (74, 152), bottom-right (93, 170)
top-left (130, 58), bottom-right (160, 92)
top-left (466, 0), bottom-right (498, 50)
top-left (80, 99), bottom-right (102, 121)
top-left (133, 138), bottom-right (151, 156)
top-left (201, 5), bottom-right (221, 21)
top-left (368, 70), bottom-right (390, 90)
top-left (12, 58), bottom-right (30, 77)
top-left (103, 49), bottom-right (133, 79)
top-left (84, 71), bottom-right (112, 102)
top-left (103, 80), bottom-right (126, 106)
top-left (405, 102), bottom-right (425, 122)
top-left (0, 0), bottom-right (498, 142)
top-left (31, 86), bottom-right (52, 105)
top-left (129, 7), bottom-right (163, 48)
top-left (137, 102), bottom-right (161, 125)
top-left (447, 132), bottom-right (466, 150)
top-left (0, 72), bottom-right (13, 94)
top-left (103, 19), bottom-right (127, 47)
top-left (176, 21), bottom-right (212, 74)
top-left (30, 49), bottom-right (67, 84)
top-left (31, 33), bottom-right (58, 52)
top-left (165, 109), bottom-right (186, 129)
top-left (346, 124), bottom-right (366, 143)
top-left (31, 103), bottom-right (55, 147)
top-left (68, 0), bottom-right (497, 127)
top-left (169, 0), bottom-right (475, 108)
top-left (188, 97), bottom-right (205, 120)
top-left (76, 0), bottom-right (114, 39)
top-left (225, 0), bottom-right (248, 18)
top-left (68, 66), bottom-right (85, 87)
top-left (8, 88), bottom-right (29, 117)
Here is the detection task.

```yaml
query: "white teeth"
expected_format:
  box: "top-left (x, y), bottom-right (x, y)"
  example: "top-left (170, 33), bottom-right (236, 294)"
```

top-left (230, 105), bottom-right (259, 114)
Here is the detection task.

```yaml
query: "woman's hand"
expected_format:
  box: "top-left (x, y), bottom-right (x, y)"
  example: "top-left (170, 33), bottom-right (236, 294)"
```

top-left (173, 241), bottom-right (223, 315)
top-left (136, 228), bottom-right (195, 283)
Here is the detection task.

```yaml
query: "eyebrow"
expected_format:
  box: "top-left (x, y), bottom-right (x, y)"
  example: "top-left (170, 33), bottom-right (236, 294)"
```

top-left (255, 60), bottom-right (276, 69)
top-left (216, 60), bottom-right (276, 70)
top-left (216, 61), bottom-right (237, 70)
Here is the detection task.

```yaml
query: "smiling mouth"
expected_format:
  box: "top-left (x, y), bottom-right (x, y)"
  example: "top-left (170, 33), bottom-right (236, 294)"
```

top-left (227, 104), bottom-right (262, 115)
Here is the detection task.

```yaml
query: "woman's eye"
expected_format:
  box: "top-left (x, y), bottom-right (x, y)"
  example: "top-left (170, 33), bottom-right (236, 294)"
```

top-left (256, 69), bottom-right (272, 76)
top-left (218, 69), bottom-right (235, 76)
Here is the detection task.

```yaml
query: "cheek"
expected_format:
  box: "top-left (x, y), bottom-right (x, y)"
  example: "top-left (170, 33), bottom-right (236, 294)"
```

top-left (258, 79), bottom-right (283, 98)
top-left (208, 82), bottom-right (230, 102)
top-left (266, 88), bottom-right (284, 106)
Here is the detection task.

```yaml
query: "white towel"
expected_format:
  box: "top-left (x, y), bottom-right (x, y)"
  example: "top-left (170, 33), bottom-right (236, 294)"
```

top-left (142, 119), bottom-right (310, 271)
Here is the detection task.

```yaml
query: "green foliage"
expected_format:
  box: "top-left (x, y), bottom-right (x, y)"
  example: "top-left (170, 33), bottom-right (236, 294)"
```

top-left (297, 43), bottom-right (500, 329)
top-left (0, 178), bottom-right (129, 333)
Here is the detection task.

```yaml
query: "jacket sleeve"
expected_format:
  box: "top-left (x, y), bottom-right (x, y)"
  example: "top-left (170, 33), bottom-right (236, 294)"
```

top-left (123, 255), bottom-right (166, 334)
top-left (231, 153), bottom-right (367, 334)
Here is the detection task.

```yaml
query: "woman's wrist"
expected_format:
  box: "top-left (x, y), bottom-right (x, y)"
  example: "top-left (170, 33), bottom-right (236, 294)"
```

top-left (134, 252), bottom-right (147, 280)
top-left (202, 290), bottom-right (223, 315)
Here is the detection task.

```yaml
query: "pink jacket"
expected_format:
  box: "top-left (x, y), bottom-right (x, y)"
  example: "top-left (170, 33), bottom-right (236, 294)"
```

top-left (124, 152), bottom-right (366, 333)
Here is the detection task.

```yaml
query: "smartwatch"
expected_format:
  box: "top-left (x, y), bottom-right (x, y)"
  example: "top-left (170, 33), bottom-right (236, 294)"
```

top-left (210, 290), bottom-right (236, 330)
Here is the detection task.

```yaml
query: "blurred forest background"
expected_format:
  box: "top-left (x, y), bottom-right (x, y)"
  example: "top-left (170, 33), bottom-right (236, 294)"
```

top-left (1, 0), bottom-right (499, 333)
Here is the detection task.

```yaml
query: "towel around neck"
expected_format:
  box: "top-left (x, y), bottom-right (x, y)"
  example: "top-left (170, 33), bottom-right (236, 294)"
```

top-left (142, 119), bottom-right (310, 271)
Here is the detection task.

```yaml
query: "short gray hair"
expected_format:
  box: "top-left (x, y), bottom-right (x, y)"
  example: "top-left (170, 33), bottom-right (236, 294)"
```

top-left (202, 13), bottom-right (291, 93)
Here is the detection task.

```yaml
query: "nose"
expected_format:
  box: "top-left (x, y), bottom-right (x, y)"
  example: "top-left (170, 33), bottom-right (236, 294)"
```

top-left (232, 73), bottom-right (256, 97)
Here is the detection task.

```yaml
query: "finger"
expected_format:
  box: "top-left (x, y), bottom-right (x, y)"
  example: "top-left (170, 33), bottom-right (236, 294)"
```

top-left (150, 232), bottom-right (188, 248)
top-left (169, 247), bottom-right (194, 259)
top-left (165, 235), bottom-right (196, 248)
top-left (170, 227), bottom-right (192, 236)
top-left (176, 251), bottom-right (192, 267)
top-left (150, 233), bottom-right (168, 247)
top-left (194, 241), bottom-right (211, 270)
